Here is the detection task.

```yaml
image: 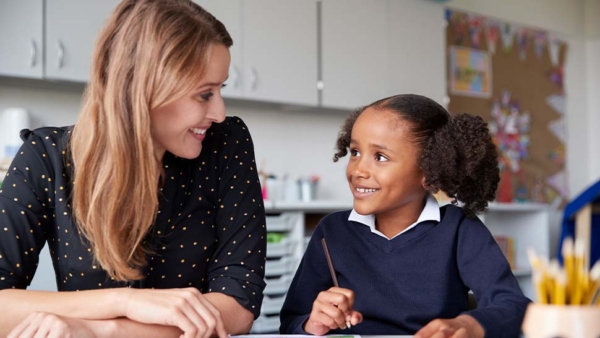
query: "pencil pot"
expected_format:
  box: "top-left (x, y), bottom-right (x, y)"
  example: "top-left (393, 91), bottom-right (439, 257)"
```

top-left (521, 303), bottom-right (600, 338)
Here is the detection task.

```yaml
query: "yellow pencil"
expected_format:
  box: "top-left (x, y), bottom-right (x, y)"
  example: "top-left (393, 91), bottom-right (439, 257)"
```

top-left (547, 259), bottom-right (562, 304)
top-left (561, 237), bottom-right (574, 298)
top-left (584, 261), bottom-right (600, 305)
top-left (571, 240), bottom-right (587, 305)
top-left (554, 268), bottom-right (567, 305)
top-left (533, 270), bottom-right (548, 304)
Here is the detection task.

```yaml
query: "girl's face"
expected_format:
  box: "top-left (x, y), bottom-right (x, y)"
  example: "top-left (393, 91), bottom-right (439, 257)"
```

top-left (150, 44), bottom-right (230, 160)
top-left (346, 108), bottom-right (427, 217)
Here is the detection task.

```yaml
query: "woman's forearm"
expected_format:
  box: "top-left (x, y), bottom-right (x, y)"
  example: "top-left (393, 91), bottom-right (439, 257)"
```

top-left (92, 318), bottom-right (182, 338)
top-left (204, 292), bottom-right (255, 334)
top-left (0, 288), bottom-right (127, 336)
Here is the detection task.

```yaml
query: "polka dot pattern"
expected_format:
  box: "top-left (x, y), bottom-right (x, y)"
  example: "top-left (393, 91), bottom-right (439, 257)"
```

top-left (0, 117), bottom-right (267, 318)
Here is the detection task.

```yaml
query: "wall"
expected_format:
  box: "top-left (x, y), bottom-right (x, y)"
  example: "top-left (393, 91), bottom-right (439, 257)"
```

top-left (449, 0), bottom-right (598, 198)
top-left (0, 83), bottom-right (352, 202)
top-left (585, 0), bottom-right (600, 183)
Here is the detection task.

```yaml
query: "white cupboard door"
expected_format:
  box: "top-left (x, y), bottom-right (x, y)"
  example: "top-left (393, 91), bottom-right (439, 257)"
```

top-left (195, 0), bottom-right (244, 99)
top-left (242, 0), bottom-right (318, 106)
top-left (321, 0), bottom-right (388, 109)
top-left (0, 0), bottom-right (43, 78)
top-left (388, 0), bottom-right (445, 104)
top-left (45, 0), bottom-right (120, 82)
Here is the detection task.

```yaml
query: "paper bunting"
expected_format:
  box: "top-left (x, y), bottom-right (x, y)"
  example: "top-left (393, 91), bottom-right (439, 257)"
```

top-left (468, 15), bottom-right (486, 49)
top-left (485, 21), bottom-right (501, 54)
top-left (546, 94), bottom-right (566, 115)
top-left (548, 145), bottom-right (565, 166)
top-left (450, 11), bottom-right (469, 45)
top-left (501, 23), bottom-right (514, 52)
top-left (550, 66), bottom-right (564, 89)
top-left (546, 171), bottom-right (569, 199)
top-left (446, 9), bottom-right (566, 64)
top-left (533, 31), bottom-right (548, 59)
top-left (548, 118), bottom-right (566, 144)
top-left (516, 28), bottom-right (530, 60)
top-left (548, 37), bottom-right (562, 66)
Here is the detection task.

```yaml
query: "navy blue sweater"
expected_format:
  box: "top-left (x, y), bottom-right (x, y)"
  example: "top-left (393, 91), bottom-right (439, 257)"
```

top-left (279, 205), bottom-right (530, 337)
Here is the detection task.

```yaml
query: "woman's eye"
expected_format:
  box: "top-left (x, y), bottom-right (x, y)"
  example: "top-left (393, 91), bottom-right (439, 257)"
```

top-left (199, 92), bottom-right (214, 101)
top-left (350, 149), bottom-right (360, 157)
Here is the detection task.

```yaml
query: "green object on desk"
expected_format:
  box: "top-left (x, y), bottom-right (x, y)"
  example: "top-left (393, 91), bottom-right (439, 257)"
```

top-left (266, 233), bottom-right (286, 243)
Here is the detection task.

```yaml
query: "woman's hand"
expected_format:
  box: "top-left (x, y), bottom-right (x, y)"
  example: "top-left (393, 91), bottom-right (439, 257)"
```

top-left (7, 312), bottom-right (99, 338)
top-left (120, 287), bottom-right (227, 338)
top-left (303, 287), bottom-right (363, 335)
top-left (414, 315), bottom-right (484, 338)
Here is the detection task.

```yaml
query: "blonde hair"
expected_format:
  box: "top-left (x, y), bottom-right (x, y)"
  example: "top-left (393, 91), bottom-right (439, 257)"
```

top-left (70, 0), bottom-right (232, 281)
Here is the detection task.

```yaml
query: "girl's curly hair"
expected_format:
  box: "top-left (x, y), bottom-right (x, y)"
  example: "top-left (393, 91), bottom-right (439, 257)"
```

top-left (333, 94), bottom-right (499, 218)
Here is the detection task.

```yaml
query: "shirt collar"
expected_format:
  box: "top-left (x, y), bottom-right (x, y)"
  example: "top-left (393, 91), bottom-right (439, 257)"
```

top-left (348, 194), bottom-right (440, 240)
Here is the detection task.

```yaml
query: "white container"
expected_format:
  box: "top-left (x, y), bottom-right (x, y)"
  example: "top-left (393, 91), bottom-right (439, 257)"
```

top-left (265, 214), bottom-right (295, 232)
top-left (0, 108), bottom-right (30, 160)
top-left (266, 238), bottom-right (297, 258)
top-left (261, 295), bottom-right (286, 315)
top-left (265, 257), bottom-right (298, 277)
top-left (263, 274), bottom-right (294, 295)
top-left (250, 315), bottom-right (280, 333)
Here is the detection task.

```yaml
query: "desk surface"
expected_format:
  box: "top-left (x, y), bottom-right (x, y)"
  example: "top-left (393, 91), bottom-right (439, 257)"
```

top-left (236, 335), bottom-right (412, 338)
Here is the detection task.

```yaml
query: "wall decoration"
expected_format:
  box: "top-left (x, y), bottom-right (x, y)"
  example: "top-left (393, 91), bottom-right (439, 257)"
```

top-left (446, 9), bottom-right (569, 206)
top-left (449, 46), bottom-right (492, 98)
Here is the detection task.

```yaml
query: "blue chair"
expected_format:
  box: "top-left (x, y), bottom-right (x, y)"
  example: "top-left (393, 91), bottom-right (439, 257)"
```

top-left (557, 180), bottom-right (600, 268)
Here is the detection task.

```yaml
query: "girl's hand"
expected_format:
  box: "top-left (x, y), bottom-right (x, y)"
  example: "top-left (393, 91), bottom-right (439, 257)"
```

top-left (7, 312), bottom-right (99, 338)
top-left (303, 287), bottom-right (363, 335)
top-left (414, 315), bottom-right (484, 338)
top-left (121, 287), bottom-right (227, 338)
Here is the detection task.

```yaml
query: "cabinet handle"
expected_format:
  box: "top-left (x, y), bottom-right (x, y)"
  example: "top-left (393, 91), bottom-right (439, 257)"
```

top-left (30, 39), bottom-right (37, 68)
top-left (57, 40), bottom-right (64, 69)
top-left (250, 67), bottom-right (258, 91)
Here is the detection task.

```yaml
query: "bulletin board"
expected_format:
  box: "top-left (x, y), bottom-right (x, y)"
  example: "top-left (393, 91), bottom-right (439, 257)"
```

top-left (445, 9), bottom-right (569, 207)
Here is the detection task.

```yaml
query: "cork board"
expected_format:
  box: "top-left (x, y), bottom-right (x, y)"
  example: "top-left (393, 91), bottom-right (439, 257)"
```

top-left (445, 9), bottom-right (568, 206)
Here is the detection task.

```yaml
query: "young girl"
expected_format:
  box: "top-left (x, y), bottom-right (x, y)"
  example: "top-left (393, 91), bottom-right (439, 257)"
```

top-left (279, 94), bottom-right (530, 338)
top-left (0, 1), bottom-right (266, 337)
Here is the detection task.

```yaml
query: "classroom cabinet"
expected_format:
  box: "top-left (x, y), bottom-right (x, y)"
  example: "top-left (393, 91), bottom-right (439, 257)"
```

top-left (387, 0), bottom-right (446, 104)
top-left (194, 0), bottom-right (244, 99)
top-left (198, 0), bottom-right (318, 106)
top-left (45, 0), bottom-right (120, 82)
top-left (0, 0), bottom-right (448, 109)
top-left (0, 0), bottom-right (44, 79)
top-left (0, 0), bottom-right (118, 82)
top-left (320, 0), bottom-right (446, 109)
top-left (320, 0), bottom-right (389, 110)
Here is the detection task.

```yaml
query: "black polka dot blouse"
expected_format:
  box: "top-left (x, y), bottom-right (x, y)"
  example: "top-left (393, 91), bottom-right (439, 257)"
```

top-left (0, 116), bottom-right (267, 318)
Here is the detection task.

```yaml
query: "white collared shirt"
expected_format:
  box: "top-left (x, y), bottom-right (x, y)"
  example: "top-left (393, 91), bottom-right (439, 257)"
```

top-left (348, 194), bottom-right (440, 240)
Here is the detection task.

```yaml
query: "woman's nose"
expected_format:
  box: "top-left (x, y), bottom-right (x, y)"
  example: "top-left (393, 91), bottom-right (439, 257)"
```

top-left (207, 95), bottom-right (226, 123)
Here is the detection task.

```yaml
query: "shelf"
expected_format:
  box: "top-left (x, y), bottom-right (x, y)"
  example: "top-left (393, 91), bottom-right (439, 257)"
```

top-left (265, 199), bottom-right (550, 213)
top-left (512, 268), bottom-right (532, 277)
top-left (487, 203), bottom-right (549, 212)
top-left (264, 199), bottom-right (352, 213)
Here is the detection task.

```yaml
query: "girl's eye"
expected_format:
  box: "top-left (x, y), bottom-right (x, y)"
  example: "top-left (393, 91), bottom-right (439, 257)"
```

top-left (350, 149), bottom-right (360, 157)
top-left (376, 153), bottom-right (388, 162)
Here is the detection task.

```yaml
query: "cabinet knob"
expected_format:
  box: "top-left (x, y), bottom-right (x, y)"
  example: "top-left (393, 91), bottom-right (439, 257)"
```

top-left (230, 65), bottom-right (240, 89)
top-left (30, 39), bottom-right (37, 68)
top-left (56, 40), bottom-right (64, 69)
top-left (250, 67), bottom-right (258, 91)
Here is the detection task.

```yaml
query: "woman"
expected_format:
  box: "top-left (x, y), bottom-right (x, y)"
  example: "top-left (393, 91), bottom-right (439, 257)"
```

top-left (0, 1), bottom-right (266, 337)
